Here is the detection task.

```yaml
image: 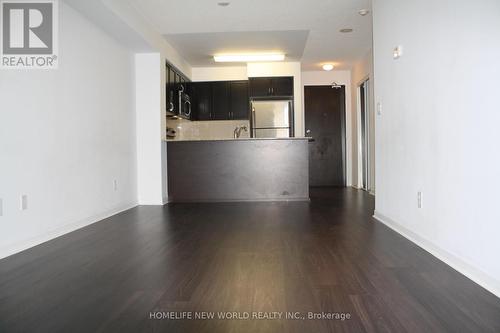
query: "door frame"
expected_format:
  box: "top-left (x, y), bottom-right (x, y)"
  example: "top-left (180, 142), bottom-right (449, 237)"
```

top-left (356, 76), bottom-right (372, 192)
top-left (304, 85), bottom-right (347, 187)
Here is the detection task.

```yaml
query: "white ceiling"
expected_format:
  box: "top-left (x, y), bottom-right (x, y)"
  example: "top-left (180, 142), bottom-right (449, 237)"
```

top-left (163, 30), bottom-right (309, 67)
top-left (127, 0), bottom-right (372, 70)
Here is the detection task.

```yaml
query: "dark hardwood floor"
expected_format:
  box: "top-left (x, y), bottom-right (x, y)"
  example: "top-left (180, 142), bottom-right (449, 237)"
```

top-left (1, 188), bottom-right (499, 332)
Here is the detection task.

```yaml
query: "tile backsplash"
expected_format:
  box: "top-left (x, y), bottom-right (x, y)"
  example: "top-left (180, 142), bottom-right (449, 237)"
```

top-left (167, 118), bottom-right (250, 140)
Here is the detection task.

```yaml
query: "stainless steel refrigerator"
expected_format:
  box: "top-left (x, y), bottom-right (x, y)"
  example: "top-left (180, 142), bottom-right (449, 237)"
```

top-left (250, 100), bottom-right (293, 138)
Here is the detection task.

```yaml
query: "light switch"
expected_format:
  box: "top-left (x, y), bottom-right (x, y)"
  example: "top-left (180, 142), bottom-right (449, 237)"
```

top-left (393, 45), bottom-right (403, 59)
top-left (376, 102), bottom-right (382, 116)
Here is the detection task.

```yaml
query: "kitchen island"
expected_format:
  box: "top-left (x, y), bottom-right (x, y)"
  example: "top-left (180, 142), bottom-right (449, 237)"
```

top-left (167, 138), bottom-right (309, 202)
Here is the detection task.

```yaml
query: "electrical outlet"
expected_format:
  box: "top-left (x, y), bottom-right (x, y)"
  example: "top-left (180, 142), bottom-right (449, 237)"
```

top-left (417, 191), bottom-right (423, 209)
top-left (113, 180), bottom-right (118, 191)
top-left (20, 195), bottom-right (28, 210)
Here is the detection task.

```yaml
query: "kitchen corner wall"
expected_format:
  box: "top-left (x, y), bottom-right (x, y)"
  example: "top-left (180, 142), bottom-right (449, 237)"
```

top-left (135, 54), bottom-right (165, 205)
top-left (373, 0), bottom-right (500, 296)
top-left (190, 62), bottom-right (304, 137)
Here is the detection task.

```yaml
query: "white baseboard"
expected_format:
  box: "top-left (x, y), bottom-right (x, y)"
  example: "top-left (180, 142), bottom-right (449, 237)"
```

top-left (0, 201), bottom-right (138, 260)
top-left (373, 211), bottom-right (500, 298)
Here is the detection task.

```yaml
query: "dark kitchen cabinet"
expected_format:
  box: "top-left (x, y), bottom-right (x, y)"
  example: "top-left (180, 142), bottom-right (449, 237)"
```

top-left (192, 82), bottom-right (212, 120)
top-left (211, 81), bottom-right (230, 120)
top-left (230, 81), bottom-right (249, 120)
top-left (249, 77), bottom-right (294, 97)
top-left (189, 80), bottom-right (250, 121)
top-left (166, 62), bottom-right (190, 117)
top-left (271, 77), bottom-right (294, 96)
top-left (248, 77), bottom-right (272, 97)
top-left (167, 67), bottom-right (177, 114)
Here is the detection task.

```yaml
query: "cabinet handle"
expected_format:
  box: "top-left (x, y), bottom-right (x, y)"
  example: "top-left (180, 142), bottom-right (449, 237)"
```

top-left (268, 87), bottom-right (271, 95)
top-left (185, 100), bottom-right (191, 117)
top-left (168, 102), bottom-right (174, 112)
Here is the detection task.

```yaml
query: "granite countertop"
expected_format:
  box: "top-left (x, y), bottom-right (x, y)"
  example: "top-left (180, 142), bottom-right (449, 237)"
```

top-left (166, 137), bottom-right (312, 142)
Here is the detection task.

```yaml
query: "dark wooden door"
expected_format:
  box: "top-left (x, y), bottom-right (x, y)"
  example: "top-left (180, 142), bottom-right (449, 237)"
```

top-left (230, 81), bottom-right (249, 120)
top-left (249, 77), bottom-right (272, 97)
top-left (192, 82), bottom-right (212, 120)
top-left (212, 81), bottom-right (230, 120)
top-left (272, 77), bottom-right (293, 96)
top-left (305, 86), bottom-right (345, 186)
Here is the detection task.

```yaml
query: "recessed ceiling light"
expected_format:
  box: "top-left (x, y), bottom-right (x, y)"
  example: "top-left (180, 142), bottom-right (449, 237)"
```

top-left (358, 9), bottom-right (370, 16)
top-left (217, 2), bottom-right (230, 6)
top-left (213, 53), bottom-right (285, 63)
top-left (322, 64), bottom-right (334, 71)
top-left (340, 28), bottom-right (353, 33)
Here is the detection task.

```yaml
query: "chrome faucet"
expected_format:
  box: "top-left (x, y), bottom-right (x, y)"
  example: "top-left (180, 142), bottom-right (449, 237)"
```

top-left (233, 125), bottom-right (248, 139)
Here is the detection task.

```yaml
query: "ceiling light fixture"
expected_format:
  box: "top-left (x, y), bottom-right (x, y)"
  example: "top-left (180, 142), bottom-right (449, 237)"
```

top-left (322, 64), bottom-right (334, 71)
top-left (213, 53), bottom-right (285, 63)
top-left (217, 2), bottom-right (230, 6)
top-left (358, 9), bottom-right (370, 16)
top-left (340, 28), bottom-right (353, 33)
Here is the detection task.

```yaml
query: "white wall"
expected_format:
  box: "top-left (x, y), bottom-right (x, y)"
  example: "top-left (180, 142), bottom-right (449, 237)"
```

top-left (373, 0), bottom-right (500, 296)
top-left (191, 66), bottom-right (248, 81)
top-left (301, 70), bottom-right (353, 186)
top-left (135, 54), bottom-right (166, 205)
top-left (351, 50), bottom-right (375, 191)
top-left (65, 0), bottom-right (194, 205)
top-left (0, 3), bottom-right (137, 258)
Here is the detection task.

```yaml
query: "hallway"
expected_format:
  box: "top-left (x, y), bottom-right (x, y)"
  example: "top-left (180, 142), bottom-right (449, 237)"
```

top-left (1, 188), bottom-right (499, 332)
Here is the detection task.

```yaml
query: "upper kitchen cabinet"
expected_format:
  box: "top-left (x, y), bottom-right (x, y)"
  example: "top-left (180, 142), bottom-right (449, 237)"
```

top-left (230, 81), bottom-right (249, 120)
top-left (191, 82), bottom-right (212, 121)
top-left (211, 81), bottom-right (231, 120)
top-left (271, 77), bottom-right (294, 96)
top-left (190, 80), bottom-right (250, 121)
top-left (248, 77), bottom-right (272, 97)
top-left (249, 77), bottom-right (294, 97)
top-left (166, 62), bottom-right (191, 119)
top-left (166, 66), bottom-right (177, 114)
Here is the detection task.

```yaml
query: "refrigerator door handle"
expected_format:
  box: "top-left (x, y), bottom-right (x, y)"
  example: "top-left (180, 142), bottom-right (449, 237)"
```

top-left (252, 107), bottom-right (256, 137)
